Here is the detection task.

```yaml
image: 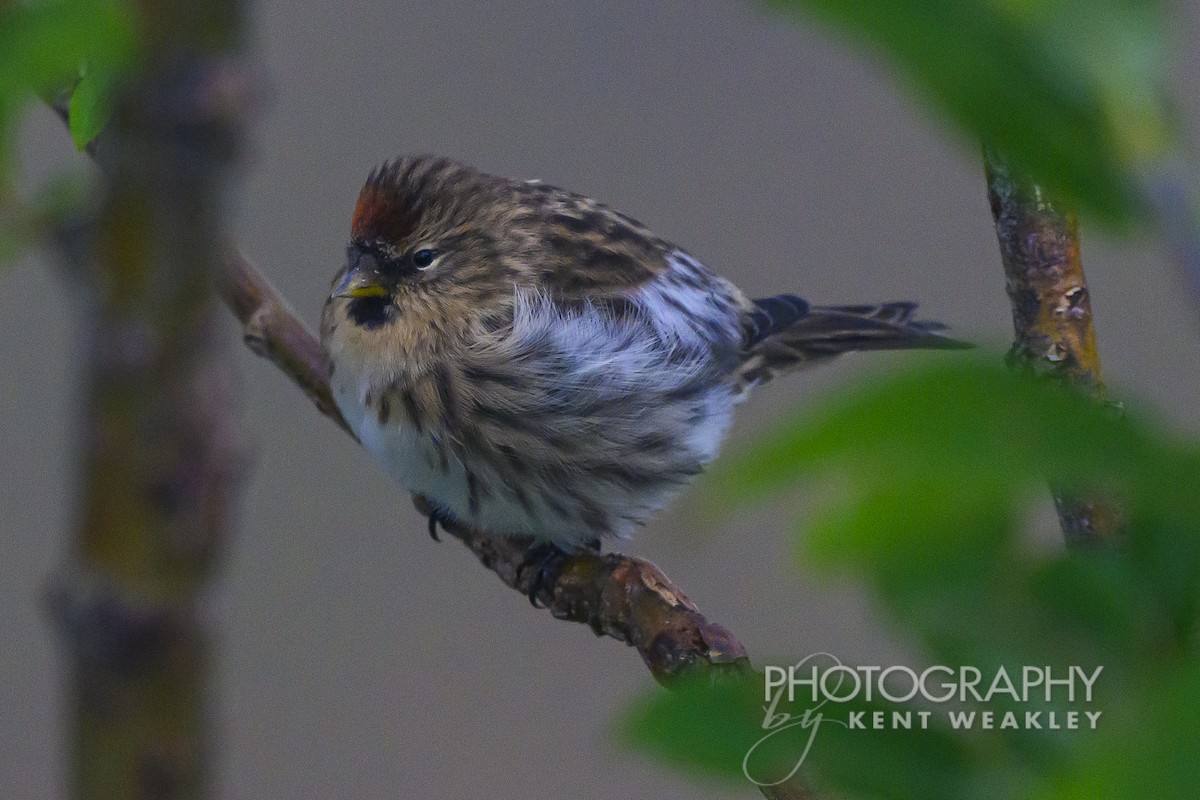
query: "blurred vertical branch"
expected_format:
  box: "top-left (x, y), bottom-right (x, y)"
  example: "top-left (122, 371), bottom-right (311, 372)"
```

top-left (984, 149), bottom-right (1124, 547)
top-left (48, 1), bottom-right (252, 798)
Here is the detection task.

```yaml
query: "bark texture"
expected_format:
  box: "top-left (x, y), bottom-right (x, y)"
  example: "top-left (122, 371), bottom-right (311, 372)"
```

top-left (53, 3), bottom-right (251, 798)
top-left (985, 150), bottom-right (1124, 547)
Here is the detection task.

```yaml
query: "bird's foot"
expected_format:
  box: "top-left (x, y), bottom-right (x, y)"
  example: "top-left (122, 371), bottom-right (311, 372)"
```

top-left (519, 543), bottom-right (571, 609)
top-left (521, 543), bottom-right (567, 608)
top-left (519, 538), bottom-right (602, 609)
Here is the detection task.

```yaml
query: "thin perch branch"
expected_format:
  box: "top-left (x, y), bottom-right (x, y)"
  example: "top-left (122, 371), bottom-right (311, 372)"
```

top-left (413, 495), bottom-right (750, 680)
top-left (984, 149), bottom-right (1124, 547)
top-left (217, 247), bottom-right (354, 437)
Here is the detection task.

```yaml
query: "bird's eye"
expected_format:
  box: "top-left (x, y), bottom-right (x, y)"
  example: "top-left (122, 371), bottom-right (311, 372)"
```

top-left (412, 248), bottom-right (437, 269)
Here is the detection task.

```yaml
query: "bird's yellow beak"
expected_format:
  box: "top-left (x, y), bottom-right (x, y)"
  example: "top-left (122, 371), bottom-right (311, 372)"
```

top-left (332, 252), bottom-right (389, 299)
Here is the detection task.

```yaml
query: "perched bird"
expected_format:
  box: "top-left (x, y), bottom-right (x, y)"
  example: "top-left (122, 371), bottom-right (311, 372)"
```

top-left (322, 155), bottom-right (966, 553)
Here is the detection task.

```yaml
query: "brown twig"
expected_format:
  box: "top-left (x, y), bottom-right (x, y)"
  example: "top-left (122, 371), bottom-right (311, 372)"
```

top-left (984, 149), bottom-right (1124, 547)
top-left (217, 247), bottom-right (354, 437)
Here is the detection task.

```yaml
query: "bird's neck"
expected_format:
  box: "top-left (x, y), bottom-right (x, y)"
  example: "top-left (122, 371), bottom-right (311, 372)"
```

top-left (326, 288), bottom-right (513, 393)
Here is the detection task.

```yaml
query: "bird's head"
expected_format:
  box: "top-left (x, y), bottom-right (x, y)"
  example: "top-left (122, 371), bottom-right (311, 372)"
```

top-left (324, 155), bottom-right (673, 362)
top-left (328, 155), bottom-right (521, 331)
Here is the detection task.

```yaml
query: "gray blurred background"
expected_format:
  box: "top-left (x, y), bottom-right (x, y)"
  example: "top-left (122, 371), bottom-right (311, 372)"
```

top-left (3, 1), bottom-right (1199, 798)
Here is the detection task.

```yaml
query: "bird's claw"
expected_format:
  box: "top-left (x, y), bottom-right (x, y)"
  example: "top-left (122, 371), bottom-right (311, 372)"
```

top-left (520, 543), bottom-right (570, 609)
top-left (427, 508), bottom-right (450, 542)
top-left (519, 538), bottom-right (602, 608)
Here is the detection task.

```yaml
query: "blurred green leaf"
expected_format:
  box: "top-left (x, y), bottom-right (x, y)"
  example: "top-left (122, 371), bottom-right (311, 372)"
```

top-left (67, 63), bottom-right (116, 150)
top-left (630, 358), bottom-right (1200, 797)
top-left (0, 0), bottom-right (135, 111)
top-left (708, 357), bottom-right (1200, 661)
top-left (622, 672), bottom-right (1001, 800)
top-left (1038, 664), bottom-right (1200, 800)
top-left (0, 0), bottom-right (135, 170)
top-left (708, 357), bottom-right (1200, 523)
top-left (0, 1), bottom-right (134, 255)
top-left (768, 0), bottom-right (1175, 228)
top-left (620, 675), bottom-right (777, 786)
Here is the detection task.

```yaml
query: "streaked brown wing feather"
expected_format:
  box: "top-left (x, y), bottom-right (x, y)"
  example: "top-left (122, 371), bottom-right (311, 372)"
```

top-left (739, 295), bottom-right (969, 385)
top-left (513, 181), bottom-right (673, 301)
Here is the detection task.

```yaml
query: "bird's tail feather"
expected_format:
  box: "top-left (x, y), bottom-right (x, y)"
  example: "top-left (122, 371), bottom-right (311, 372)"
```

top-left (739, 294), bottom-right (969, 386)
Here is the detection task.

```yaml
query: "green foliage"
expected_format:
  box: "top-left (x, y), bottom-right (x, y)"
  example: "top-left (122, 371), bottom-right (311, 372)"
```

top-left (0, 0), bottom-right (134, 153)
top-left (0, 0), bottom-right (134, 264)
top-left (67, 62), bottom-right (119, 150)
top-left (622, 673), bottom-right (984, 799)
top-left (767, 0), bottom-right (1176, 229)
top-left (623, 357), bottom-right (1200, 799)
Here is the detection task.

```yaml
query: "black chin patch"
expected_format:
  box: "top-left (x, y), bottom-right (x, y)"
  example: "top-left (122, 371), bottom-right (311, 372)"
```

top-left (347, 296), bottom-right (394, 329)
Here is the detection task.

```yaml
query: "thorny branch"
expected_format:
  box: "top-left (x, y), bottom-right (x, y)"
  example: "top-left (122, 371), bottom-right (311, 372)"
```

top-left (985, 149), bottom-right (1125, 547)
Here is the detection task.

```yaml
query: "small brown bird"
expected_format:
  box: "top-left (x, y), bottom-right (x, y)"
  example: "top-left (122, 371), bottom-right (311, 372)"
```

top-left (322, 156), bottom-right (965, 551)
